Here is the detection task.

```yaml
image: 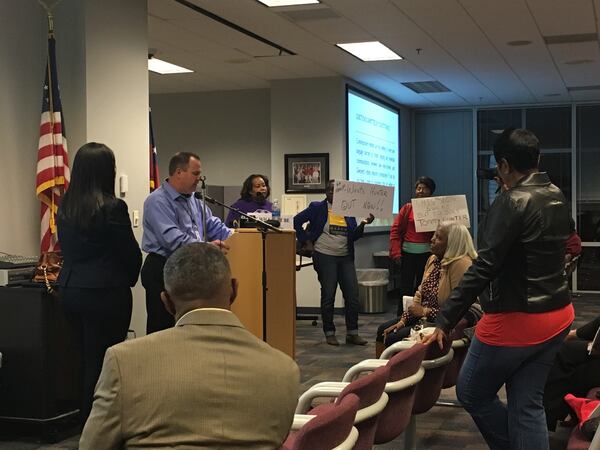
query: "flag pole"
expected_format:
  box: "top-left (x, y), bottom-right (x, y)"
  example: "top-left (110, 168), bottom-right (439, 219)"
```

top-left (37, 0), bottom-right (67, 251)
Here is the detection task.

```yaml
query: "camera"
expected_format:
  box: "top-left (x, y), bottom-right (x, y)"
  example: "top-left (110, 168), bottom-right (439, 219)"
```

top-left (477, 167), bottom-right (499, 180)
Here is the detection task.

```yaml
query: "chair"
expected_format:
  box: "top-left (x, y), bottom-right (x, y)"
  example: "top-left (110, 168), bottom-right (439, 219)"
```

top-left (296, 366), bottom-right (390, 450)
top-left (341, 343), bottom-right (427, 444)
top-left (435, 318), bottom-right (471, 408)
top-left (381, 337), bottom-right (453, 450)
top-left (442, 318), bottom-right (469, 389)
top-left (280, 393), bottom-right (360, 450)
top-left (567, 388), bottom-right (600, 450)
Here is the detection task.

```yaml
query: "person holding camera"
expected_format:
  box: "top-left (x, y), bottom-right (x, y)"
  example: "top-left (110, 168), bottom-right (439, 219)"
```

top-left (389, 176), bottom-right (436, 315)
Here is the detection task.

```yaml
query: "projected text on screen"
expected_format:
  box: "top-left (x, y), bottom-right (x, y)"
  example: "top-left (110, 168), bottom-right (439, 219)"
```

top-left (347, 88), bottom-right (400, 213)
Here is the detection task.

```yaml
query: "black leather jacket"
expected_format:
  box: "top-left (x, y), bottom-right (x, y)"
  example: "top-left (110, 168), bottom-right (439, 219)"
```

top-left (436, 172), bottom-right (571, 333)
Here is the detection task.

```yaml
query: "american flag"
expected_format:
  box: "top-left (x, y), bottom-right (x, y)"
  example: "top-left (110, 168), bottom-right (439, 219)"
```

top-left (36, 32), bottom-right (70, 253)
top-left (149, 108), bottom-right (160, 192)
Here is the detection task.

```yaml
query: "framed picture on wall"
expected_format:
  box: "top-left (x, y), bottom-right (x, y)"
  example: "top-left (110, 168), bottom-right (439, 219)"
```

top-left (284, 153), bottom-right (329, 193)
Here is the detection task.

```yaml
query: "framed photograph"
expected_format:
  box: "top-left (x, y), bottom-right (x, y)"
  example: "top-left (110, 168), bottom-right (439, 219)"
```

top-left (284, 153), bottom-right (329, 193)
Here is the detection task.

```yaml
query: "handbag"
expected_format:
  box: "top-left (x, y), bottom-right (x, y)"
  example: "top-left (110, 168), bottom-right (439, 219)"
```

top-left (33, 251), bottom-right (63, 293)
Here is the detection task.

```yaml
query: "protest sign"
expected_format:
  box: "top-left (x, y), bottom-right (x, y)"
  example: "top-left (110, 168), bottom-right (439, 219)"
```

top-left (331, 180), bottom-right (394, 218)
top-left (411, 195), bottom-right (470, 232)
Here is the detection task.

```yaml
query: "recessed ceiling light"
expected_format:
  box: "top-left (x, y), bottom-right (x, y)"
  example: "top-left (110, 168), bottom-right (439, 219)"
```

top-left (148, 57), bottom-right (193, 74)
top-left (507, 40), bottom-right (532, 46)
top-left (336, 41), bottom-right (403, 62)
top-left (257, 0), bottom-right (320, 6)
top-left (564, 59), bottom-right (594, 65)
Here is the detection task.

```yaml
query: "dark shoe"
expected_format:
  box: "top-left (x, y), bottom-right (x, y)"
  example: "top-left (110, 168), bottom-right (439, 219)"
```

top-left (346, 335), bottom-right (368, 345)
top-left (325, 335), bottom-right (339, 346)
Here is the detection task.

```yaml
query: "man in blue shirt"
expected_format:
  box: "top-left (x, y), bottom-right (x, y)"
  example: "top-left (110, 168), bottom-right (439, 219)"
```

top-left (142, 152), bottom-right (232, 334)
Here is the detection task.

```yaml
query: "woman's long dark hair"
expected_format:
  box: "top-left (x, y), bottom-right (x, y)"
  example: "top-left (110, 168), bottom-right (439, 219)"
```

top-left (240, 174), bottom-right (270, 202)
top-left (59, 142), bottom-right (116, 230)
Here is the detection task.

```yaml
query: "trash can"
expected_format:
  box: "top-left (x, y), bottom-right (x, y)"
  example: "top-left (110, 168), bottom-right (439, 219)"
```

top-left (356, 269), bottom-right (389, 313)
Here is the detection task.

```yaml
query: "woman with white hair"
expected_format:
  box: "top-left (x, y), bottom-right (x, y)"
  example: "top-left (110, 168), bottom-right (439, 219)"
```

top-left (376, 221), bottom-right (478, 357)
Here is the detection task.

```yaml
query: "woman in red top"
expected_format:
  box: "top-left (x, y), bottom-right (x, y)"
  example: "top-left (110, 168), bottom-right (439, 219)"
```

top-left (389, 176), bottom-right (436, 315)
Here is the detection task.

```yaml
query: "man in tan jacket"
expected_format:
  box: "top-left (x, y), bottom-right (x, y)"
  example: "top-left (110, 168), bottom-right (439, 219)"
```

top-left (80, 242), bottom-right (300, 450)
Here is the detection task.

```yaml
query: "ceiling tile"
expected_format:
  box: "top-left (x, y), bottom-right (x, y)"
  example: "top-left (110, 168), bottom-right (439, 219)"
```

top-left (460, 0), bottom-right (568, 101)
top-left (526, 0), bottom-right (596, 36)
top-left (147, 0), bottom-right (600, 104)
top-left (548, 41), bottom-right (600, 87)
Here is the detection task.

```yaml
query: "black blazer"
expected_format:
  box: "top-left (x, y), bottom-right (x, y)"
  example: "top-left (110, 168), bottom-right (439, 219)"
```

top-left (57, 198), bottom-right (142, 289)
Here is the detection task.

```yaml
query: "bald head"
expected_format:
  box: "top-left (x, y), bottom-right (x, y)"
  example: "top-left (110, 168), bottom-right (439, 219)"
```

top-left (162, 243), bottom-right (236, 318)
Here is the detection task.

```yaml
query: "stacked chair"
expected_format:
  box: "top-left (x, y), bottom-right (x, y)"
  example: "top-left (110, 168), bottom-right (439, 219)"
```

top-left (280, 393), bottom-right (360, 450)
top-left (288, 313), bottom-right (472, 449)
top-left (437, 318), bottom-right (470, 407)
top-left (295, 366), bottom-right (390, 450)
top-left (341, 343), bottom-right (427, 445)
top-left (381, 337), bottom-right (453, 450)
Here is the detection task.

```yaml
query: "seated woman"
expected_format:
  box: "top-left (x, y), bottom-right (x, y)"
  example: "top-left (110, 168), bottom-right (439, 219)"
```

top-left (376, 221), bottom-right (477, 357)
top-left (544, 316), bottom-right (600, 431)
top-left (226, 174), bottom-right (272, 227)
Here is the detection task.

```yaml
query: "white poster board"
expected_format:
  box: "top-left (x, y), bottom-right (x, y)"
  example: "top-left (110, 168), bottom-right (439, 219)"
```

top-left (411, 195), bottom-right (470, 232)
top-left (282, 194), bottom-right (307, 216)
top-left (331, 180), bottom-right (394, 218)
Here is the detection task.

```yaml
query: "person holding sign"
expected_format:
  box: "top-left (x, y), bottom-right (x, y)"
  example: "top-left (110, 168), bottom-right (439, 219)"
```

top-left (389, 176), bottom-right (437, 315)
top-left (544, 316), bottom-right (600, 431)
top-left (376, 222), bottom-right (477, 356)
top-left (294, 180), bottom-right (374, 346)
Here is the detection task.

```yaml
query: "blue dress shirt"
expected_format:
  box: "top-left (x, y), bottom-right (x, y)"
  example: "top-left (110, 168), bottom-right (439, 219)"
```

top-left (142, 182), bottom-right (232, 257)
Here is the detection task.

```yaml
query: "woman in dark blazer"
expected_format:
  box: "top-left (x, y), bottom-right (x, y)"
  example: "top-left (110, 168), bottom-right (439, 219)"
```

top-left (57, 142), bottom-right (142, 425)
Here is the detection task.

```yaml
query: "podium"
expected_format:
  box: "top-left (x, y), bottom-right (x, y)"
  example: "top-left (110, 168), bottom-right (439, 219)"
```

top-left (0, 286), bottom-right (79, 423)
top-left (226, 229), bottom-right (296, 357)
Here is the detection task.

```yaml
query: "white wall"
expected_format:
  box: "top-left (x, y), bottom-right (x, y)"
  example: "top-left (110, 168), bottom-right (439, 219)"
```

top-left (83, 0), bottom-right (149, 337)
top-left (270, 77), bottom-right (409, 309)
top-left (149, 90), bottom-right (271, 187)
top-left (1, 0), bottom-right (149, 336)
top-left (270, 77), bottom-right (345, 204)
top-left (0, 2), bottom-right (52, 255)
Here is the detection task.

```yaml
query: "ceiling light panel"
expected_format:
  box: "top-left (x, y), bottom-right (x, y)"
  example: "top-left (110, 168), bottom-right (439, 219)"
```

top-left (336, 41), bottom-right (402, 61)
top-left (148, 57), bottom-right (193, 74)
top-left (257, 0), bottom-right (320, 7)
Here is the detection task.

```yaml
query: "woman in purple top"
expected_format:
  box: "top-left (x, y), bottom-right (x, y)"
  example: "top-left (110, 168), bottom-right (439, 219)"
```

top-left (226, 174), bottom-right (273, 227)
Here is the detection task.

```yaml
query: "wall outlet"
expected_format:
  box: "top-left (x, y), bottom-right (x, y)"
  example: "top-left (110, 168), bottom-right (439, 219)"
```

top-left (132, 210), bottom-right (140, 227)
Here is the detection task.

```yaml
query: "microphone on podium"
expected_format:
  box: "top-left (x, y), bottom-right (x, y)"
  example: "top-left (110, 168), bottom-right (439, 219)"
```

top-left (193, 192), bottom-right (281, 228)
top-left (194, 191), bottom-right (216, 204)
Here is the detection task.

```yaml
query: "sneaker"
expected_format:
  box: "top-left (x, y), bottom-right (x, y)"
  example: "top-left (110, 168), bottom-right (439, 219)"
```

top-left (346, 335), bottom-right (368, 345)
top-left (325, 335), bottom-right (340, 346)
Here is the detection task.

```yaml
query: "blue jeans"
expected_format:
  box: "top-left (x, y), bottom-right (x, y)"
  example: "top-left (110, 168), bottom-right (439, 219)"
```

top-left (312, 251), bottom-right (359, 336)
top-left (457, 327), bottom-right (570, 450)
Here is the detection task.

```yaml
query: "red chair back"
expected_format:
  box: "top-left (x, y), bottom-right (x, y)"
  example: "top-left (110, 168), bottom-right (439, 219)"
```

top-left (375, 343), bottom-right (427, 444)
top-left (443, 318), bottom-right (470, 389)
top-left (280, 394), bottom-right (360, 450)
top-left (338, 366), bottom-right (389, 450)
top-left (413, 337), bottom-right (452, 415)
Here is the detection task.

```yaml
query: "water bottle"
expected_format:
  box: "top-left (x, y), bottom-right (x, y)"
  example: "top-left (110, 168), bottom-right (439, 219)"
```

top-left (272, 198), bottom-right (280, 219)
